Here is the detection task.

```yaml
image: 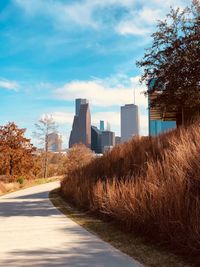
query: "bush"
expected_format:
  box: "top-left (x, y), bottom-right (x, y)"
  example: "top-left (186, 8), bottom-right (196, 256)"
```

top-left (17, 176), bottom-right (25, 185)
top-left (61, 119), bottom-right (200, 255)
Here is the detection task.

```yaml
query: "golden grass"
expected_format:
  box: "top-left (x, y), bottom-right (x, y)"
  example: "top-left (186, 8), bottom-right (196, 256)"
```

top-left (0, 176), bottom-right (62, 196)
top-left (61, 120), bottom-right (200, 260)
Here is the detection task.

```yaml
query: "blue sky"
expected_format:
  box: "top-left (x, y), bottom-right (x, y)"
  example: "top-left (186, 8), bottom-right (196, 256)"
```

top-left (0, 0), bottom-right (190, 148)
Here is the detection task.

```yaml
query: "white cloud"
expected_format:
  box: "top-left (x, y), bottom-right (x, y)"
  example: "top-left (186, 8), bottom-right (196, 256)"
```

top-left (54, 76), bottom-right (147, 108)
top-left (116, 23), bottom-right (150, 36)
top-left (115, 6), bottom-right (163, 36)
top-left (51, 112), bottom-right (74, 125)
top-left (0, 78), bottom-right (19, 91)
top-left (140, 113), bottom-right (148, 136)
top-left (14, 0), bottom-right (134, 29)
top-left (53, 75), bottom-right (149, 136)
top-left (14, 0), bottom-right (189, 35)
top-left (93, 112), bottom-right (120, 127)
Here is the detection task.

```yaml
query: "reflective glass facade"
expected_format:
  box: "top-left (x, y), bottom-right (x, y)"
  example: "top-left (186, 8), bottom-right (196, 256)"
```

top-left (149, 120), bottom-right (176, 136)
top-left (148, 78), bottom-right (176, 136)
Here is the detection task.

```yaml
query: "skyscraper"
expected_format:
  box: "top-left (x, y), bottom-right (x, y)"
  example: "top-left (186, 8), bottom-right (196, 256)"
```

top-left (75, 98), bottom-right (88, 116)
top-left (91, 126), bottom-right (102, 154)
top-left (101, 130), bottom-right (115, 153)
top-left (115, 136), bottom-right (121, 145)
top-left (106, 121), bottom-right (111, 131)
top-left (121, 104), bottom-right (139, 143)
top-left (69, 99), bottom-right (91, 148)
top-left (47, 132), bottom-right (62, 152)
top-left (100, 120), bottom-right (105, 131)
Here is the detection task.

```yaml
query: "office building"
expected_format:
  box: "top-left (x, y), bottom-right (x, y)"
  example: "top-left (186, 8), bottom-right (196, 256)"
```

top-left (69, 99), bottom-right (91, 148)
top-left (75, 98), bottom-right (88, 116)
top-left (148, 79), bottom-right (176, 136)
top-left (100, 120), bottom-right (105, 131)
top-left (48, 132), bottom-right (62, 152)
top-left (101, 131), bottom-right (115, 153)
top-left (121, 104), bottom-right (139, 143)
top-left (106, 122), bottom-right (111, 131)
top-left (100, 120), bottom-right (111, 131)
top-left (115, 136), bottom-right (121, 145)
top-left (91, 126), bottom-right (102, 154)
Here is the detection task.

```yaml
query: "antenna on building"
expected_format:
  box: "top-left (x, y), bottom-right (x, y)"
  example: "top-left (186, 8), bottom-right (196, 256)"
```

top-left (133, 88), bottom-right (136, 105)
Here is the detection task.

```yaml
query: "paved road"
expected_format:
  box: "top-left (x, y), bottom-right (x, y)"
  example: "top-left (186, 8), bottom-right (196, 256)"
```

top-left (0, 182), bottom-right (142, 267)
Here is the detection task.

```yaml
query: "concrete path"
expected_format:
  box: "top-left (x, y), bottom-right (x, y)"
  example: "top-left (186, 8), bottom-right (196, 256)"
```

top-left (0, 182), bottom-right (142, 267)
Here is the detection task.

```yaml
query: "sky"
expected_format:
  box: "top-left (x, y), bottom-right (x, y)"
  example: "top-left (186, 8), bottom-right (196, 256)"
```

top-left (0, 0), bottom-right (190, 148)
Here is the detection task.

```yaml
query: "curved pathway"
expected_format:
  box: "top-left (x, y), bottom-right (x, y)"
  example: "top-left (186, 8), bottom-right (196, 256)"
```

top-left (0, 182), bottom-right (142, 267)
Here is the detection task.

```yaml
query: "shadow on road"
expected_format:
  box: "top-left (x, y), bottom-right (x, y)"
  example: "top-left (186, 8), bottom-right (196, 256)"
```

top-left (0, 243), bottom-right (134, 267)
top-left (0, 191), bottom-right (59, 217)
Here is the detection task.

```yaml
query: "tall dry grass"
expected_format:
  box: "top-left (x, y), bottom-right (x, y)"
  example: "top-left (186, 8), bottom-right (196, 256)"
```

top-left (61, 120), bottom-right (200, 254)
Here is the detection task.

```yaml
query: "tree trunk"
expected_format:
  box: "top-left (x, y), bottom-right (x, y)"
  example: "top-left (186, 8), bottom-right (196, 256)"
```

top-left (44, 134), bottom-right (48, 178)
top-left (9, 155), bottom-right (13, 176)
top-left (44, 152), bottom-right (48, 178)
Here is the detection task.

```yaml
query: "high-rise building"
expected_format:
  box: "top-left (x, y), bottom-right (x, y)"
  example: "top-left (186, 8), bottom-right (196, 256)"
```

top-left (100, 120), bottom-right (111, 131)
top-left (91, 126), bottom-right (102, 154)
top-left (121, 104), bottom-right (139, 143)
top-left (148, 79), bottom-right (176, 136)
top-left (100, 120), bottom-right (105, 131)
top-left (47, 132), bottom-right (62, 152)
top-left (101, 131), bottom-right (115, 153)
top-left (106, 122), bottom-right (111, 131)
top-left (75, 98), bottom-right (88, 116)
top-left (115, 136), bottom-right (121, 145)
top-left (69, 99), bottom-right (91, 148)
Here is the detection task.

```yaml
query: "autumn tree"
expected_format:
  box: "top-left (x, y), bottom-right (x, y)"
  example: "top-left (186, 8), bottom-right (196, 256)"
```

top-left (0, 122), bottom-right (36, 179)
top-left (33, 115), bottom-right (57, 178)
top-left (65, 144), bottom-right (93, 175)
top-left (137, 1), bottom-right (200, 125)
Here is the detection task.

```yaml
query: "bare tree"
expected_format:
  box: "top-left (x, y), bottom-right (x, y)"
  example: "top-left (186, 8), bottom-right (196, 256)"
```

top-left (33, 115), bottom-right (57, 178)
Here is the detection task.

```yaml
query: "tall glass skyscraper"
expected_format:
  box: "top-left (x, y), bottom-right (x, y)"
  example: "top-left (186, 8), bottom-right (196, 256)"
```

top-left (69, 99), bottom-right (91, 148)
top-left (100, 120), bottom-right (104, 131)
top-left (121, 104), bottom-right (139, 143)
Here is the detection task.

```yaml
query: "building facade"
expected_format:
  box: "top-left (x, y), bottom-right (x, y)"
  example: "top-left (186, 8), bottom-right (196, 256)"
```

top-left (47, 132), bottom-right (62, 152)
top-left (91, 126), bottom-right (102, 154)
top-left (100, 120), bottom-right (105, 131)
top-left (115, 136), bottom-right (121, 145)
top-left (69, 99), bottom-right (91, 148)
top-left (149, 120), bottom-right (176, 136)
top-left (101, 131), bottom-right (115, 153)
top-left (75, 98), bottom-right (88, 116)
top-left (121, 104), bottom-right (139, 143)
top-left (148, 79), bottom-right (176, 136)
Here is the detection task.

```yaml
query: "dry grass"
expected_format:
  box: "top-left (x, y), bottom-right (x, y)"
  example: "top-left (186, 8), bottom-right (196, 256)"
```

top-left (61, 119), bottom-right (200, 262)
top-left (0, 176), bottom-right (62, 196)
top-left (50, 188), bottom-right (191, 267)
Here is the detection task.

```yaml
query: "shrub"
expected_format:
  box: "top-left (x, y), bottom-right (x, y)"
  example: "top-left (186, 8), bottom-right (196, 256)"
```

top-left (17, 176), bottom-right (25, 185)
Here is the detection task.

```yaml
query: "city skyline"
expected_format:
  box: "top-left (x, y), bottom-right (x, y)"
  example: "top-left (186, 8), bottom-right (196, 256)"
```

top-left (0, 0), bottom-right (190, 147)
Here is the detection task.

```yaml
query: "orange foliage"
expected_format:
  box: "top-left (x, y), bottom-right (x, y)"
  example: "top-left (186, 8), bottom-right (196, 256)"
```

top-left (0, 122), bottom-right (36, 179)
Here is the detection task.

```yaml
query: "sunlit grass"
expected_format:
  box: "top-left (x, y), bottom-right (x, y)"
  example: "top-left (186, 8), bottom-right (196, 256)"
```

top-left (61, 119), bottom-right (200, 263)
